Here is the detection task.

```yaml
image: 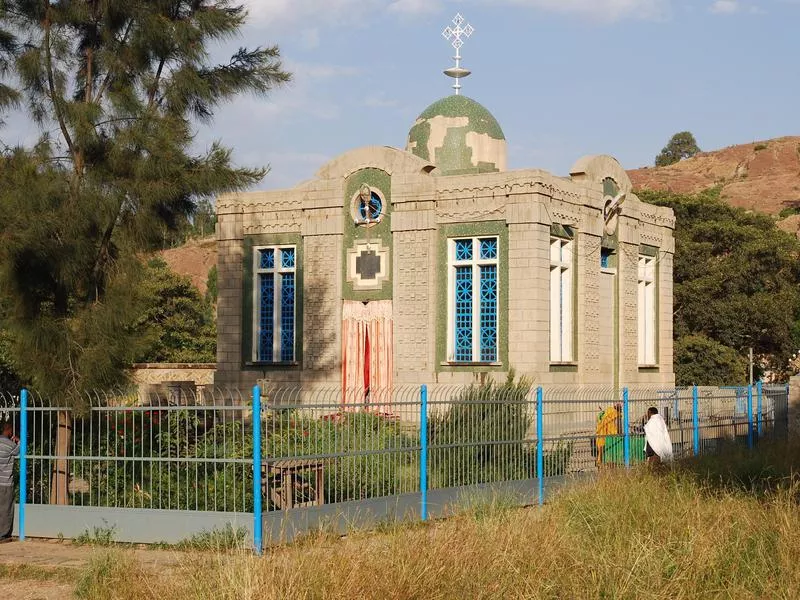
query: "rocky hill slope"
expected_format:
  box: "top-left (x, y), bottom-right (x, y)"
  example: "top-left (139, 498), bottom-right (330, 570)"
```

top-left (159, 236), bottom-right (217, 295)
top-left (628, 136), bottom-right (800, 216)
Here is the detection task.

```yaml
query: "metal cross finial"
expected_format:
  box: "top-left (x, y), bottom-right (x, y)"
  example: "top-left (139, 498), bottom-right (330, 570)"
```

top-left (442, 13), bottom-right (474, 95)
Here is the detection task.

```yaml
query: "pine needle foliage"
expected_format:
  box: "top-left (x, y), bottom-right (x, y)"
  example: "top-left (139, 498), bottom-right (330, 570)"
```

top-left (0, 2), bottom-right (289, 405)
top-left (0, 1), bottom-right (20, 120)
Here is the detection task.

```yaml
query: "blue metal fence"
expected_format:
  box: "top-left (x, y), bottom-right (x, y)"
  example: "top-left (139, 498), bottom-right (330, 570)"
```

top-left (0, 383), bottom-right (790, 552)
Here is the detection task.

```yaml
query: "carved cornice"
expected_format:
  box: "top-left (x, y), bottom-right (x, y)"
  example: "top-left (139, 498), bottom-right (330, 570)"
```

top-left (241, 199), bottom-right (304, 212)
top-left (638, 209), bottom-right (676, 228)
top-left (437, 206), bottom-right (505, 222)
top-left (436, 176), bottom-right (583, 204)
top-left (639, 231), bottom-right (664, 246)
top-left (243, 221), bottom-right (302, 234)
top-left (552, 209), bottom-right (581, 224)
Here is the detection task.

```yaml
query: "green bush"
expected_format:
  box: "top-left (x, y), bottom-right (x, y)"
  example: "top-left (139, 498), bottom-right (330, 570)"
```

top-left (428, 374), bottom-right (534, 488)
top-left (63, 385), bottom-right (571, 510)
top-left (264, 411), bottom-right (417, 505)
top-left (70, 409), bottom-right (253, 512)
top-left (541, 440), bottom-right (573, 477)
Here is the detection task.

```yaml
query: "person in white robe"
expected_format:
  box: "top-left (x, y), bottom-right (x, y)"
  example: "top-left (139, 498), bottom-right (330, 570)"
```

top-left (644, 407), bottom-right (673, 464)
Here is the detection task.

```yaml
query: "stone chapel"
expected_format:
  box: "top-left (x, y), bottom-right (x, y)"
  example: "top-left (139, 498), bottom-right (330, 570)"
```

top-left (214, 45), bottom-right (676, 397)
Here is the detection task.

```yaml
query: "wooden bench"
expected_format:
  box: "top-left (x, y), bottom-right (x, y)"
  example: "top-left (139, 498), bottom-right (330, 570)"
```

top-left (262, 459), bottom-right (325, 510)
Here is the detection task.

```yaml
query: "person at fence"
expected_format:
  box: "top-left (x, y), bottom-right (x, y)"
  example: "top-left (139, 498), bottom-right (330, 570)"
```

top-left (0, 420), bottom-right (19, 542)
top-left (644, 407), bottom-right (673, 465)
top-left (595, 403), bottom-right (623, 466)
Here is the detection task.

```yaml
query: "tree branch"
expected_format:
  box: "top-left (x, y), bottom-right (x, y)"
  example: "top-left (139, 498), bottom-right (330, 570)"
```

top-left (43, 3), bottom-right (74, 161)
top-left (148, 57), bottom-right (167, 110)
top-left (93, 19), bottom-right (133, 107)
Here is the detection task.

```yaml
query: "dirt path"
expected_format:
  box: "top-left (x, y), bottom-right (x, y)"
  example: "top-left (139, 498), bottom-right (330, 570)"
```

top-left (0, 578), bottom-right (74, 600)
top-left (0, 540), bottom-right (185, 598)
top-left (0, 539), bottom-right (183, 569)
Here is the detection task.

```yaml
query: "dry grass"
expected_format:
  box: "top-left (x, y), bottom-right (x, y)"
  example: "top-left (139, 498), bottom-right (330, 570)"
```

top-left (0, 563), bottom-right (77, 583)
top-left (76, 444), bottom-right (800, 600)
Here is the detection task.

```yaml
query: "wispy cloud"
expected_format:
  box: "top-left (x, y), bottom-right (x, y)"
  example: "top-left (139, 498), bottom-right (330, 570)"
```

top-left (243, 0), bottom-right (672, 29)
top-left (710, 0), bottom-right (740, 13)
top-left (500, 0), bottom-right (671, 21)
top-left (212, 60), bottom-right (360, 125)
top-left (388, 0), bottom-right (443, 15)
top-left (709, 0), bottom-right (765, 15)
top-left (364, 92), bottom-right (400, 108)
top-left (243, 0), bottom-right (379, 27)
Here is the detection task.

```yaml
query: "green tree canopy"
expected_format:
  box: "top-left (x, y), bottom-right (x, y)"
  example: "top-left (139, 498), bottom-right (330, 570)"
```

top-left (135, 258), bottom-right (216, 364)
top-left (655, 131), bottom-right (701, 167)
top-left (642, 188), bottom-right (800, 384)
top-left (674, 334), bottom-right (747, 387)
top-left (0, 1), bottom-right (289, 403)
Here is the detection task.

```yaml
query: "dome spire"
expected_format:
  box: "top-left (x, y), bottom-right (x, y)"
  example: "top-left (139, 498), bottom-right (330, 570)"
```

top-left (442, 13), bottom-right (474, 95)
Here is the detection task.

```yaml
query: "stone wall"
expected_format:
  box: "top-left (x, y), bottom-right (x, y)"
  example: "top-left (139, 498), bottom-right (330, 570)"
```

top-left (131, 364), bottom-right (216, 404)
top-left (214, 147), bottom-right (676, 390)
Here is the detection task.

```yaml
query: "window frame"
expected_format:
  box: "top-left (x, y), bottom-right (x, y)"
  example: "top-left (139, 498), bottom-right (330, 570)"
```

top-left (252, 245), bottom-right (298, 364)
top-left (637, 252), bottom-right (658, 367)
top-left (446, 236), bottom-right (501, 364)
top-left (549, 232), bottom-right (576, 364)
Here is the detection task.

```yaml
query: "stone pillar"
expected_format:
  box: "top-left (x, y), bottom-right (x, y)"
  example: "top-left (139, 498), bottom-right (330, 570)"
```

top-left (788, 375), bottom-right (800, 438)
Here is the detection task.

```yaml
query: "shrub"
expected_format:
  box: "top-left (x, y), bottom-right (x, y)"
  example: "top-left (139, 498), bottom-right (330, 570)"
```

top-left (264, 411), bottom-right (417, 505)
top-left (428, 373), bottom-right (534, 488)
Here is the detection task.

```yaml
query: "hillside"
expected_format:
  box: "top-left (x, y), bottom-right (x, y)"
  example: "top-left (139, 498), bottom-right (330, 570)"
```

top-left (159, 236), bottom-right (217, 295)
top-left (628, 136), bottom-right (800, 217)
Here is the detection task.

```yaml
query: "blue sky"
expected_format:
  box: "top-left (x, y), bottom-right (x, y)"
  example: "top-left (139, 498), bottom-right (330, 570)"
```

top-left (3, 1), bottom-right (800, 190)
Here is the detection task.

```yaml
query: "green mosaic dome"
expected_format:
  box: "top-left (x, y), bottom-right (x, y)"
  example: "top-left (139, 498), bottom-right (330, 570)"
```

top-left (406, 95), bottom-right (507, 176)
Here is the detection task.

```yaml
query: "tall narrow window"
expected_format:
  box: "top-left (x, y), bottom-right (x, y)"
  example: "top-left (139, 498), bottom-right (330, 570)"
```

top-left (254, 246), bottom-right (296, 362)
top-left (448, 237), bottom-right (499, 363)
top-left (638, 254), bottom-right (657, 365)
top-left (550, 233), bottom-right (574, 362)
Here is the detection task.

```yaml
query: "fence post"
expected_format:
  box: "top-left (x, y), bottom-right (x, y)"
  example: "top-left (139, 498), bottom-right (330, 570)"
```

top-left (420, 385), bottom-right (428, 522)
top-left (622, 388), bottom-right (630, 468)
top-left (747, 385), bottom-right (754, 450)
top-left (252, 385), bottom-right (262, 555)
top-left (536, 387), bottom-right (544, 506)
top-left (692, 386), bottom-right (699, 457)
top-left (18, 389), bottom-right (27, 542)
top-left (756, 380), bottom-right (763, 439)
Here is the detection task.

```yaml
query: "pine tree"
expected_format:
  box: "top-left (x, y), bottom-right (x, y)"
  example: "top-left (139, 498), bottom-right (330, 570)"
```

top-left (0, 1), bottom-right (288, 399)
top-left (0, 1), bottom-right (289, 502)
top-left (0, 3), bottom-right (18, 122)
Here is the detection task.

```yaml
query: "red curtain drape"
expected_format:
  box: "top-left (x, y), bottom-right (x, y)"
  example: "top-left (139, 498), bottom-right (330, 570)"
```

top-left (341, 300), bottom-right (393, 411)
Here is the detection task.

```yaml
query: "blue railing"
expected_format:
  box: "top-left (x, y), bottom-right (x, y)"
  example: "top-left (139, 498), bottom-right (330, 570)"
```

top-left (2, 383), bottom-right (789, 554)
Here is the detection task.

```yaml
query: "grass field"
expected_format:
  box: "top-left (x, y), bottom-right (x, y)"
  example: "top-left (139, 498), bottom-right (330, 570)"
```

top-left (16, 441), bottom-right (800, 599)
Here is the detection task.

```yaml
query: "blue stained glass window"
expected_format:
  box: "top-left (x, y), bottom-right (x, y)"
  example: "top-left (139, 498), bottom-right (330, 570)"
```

top-left (601, 248), bottom-right (613, 269)
top-left (359, 192), bottom-right (383, 221)
top-left (281, 248), bottom-right (295, 269)
top-left (258, 273), bottom-right (274, 362)
top-left (479, 265), bottom-right (498, 362)
top-left (480, 238), bottom-right (498, 260)
top-left (455, 266), bottom-right (473, 362)
top-left (260, 249), bottom-right (275, 270)
top-left (256, 245), bottom-right (298, 363)
top-left (280, 273), bottom-right (295, 361)
top-left (455, 239), bottom-right (473, 262)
